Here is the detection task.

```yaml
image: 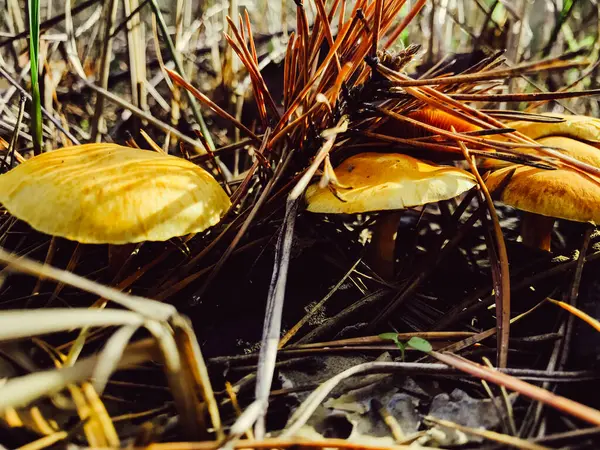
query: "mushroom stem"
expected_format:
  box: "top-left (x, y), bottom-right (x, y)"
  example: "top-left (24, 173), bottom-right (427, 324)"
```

top-left (366, 211), bottom-right (403, 279)
top-left (520, 212), bottom-right (555, 251)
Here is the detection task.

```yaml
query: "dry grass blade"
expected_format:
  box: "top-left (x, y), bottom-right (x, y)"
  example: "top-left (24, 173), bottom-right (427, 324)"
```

top-left (68, 382), bottom-right (119, 447)
top-left (0, 309), bottom-right (207, 440)
top-left (0, 0), bottom-right (99, 48)
top-left (0, 309), bottom-right (143, 341)
top-left (91, 324), bottom-right (141, 394)
top-left (0, 338), bottom-right (157, 411)
top-left (147, 0), bottom-right (213, 150)
top-left (82, 79), bottom-right (204, 151)
top-left (253, 197), bottom-right (299, 439)
top-left (16, 431), bottom-right (68, 450)
top-left (4, 95), bottom-right (26, 170)
top-left (171, 315), bottom-right (224, 440)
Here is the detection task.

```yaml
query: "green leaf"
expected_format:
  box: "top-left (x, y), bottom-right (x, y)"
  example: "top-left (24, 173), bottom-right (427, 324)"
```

top-left (407, 336), bottom-right (433, 353)
top-left (379, 332), bottom-right (399, 342)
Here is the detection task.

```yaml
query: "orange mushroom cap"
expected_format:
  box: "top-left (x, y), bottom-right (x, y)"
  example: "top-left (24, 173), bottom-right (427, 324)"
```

top-left (486, 165), bottom-right (600, 224)
top-left (305, 152), bottom-right (476, 214)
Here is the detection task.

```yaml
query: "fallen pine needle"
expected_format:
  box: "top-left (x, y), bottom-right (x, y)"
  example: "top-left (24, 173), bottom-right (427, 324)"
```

top-left (547, 298), bottom-right (600, 332)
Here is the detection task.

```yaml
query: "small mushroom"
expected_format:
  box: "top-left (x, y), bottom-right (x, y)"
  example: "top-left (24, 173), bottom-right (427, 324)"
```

top-left (506, 113), bottom-right (600, 144)
top-left (305, 152), bottom-right (477, 278)
top-left (0, 143), bottom-right (231, 244)
top-left (485, 136), bottom-right (600, 251)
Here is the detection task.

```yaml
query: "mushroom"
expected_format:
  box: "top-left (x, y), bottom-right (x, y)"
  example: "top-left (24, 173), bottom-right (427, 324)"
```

top-left (305, 152), bottom-right (477, 278)
top-left (375, 107), bottom-right (482, 141)
top-left (505, 113), bottom-right (600, 144)
top-left (485, 136), bottom-right (600, 251)
top-left (0, 143), bottom-right (231, 245)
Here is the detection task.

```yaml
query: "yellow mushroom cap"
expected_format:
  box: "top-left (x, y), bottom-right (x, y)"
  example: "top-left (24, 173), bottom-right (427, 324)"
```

top-left (0, 144), bottom-right (231, 244)
top-left (486, 165), bottom-right (600, 224)
top-left (305, 153), bottom-right (477, 214)
top-left (508, 113), bottom-right (600, 143)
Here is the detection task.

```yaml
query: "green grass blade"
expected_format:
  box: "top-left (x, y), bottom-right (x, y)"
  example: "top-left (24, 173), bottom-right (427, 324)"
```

top-left (28, 0), bottom-right (43, 154)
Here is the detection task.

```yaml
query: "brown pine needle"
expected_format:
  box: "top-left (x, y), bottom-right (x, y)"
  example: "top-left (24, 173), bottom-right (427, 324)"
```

top-left (384, 0), bottom-right (426, 49)
top-left (454, 128), bottom-right (511, 368)
top-left (547, 298), bottom-right (600, 332)
top-left (388, 58), bottom-right (589, 87)
top-left (451, 89), bottom-right (600, 102)
top-left (377, 64), bottom-right (600, 178)
top-left (314, 0), bottom-right (341, 72)
top-left (225, 17), bottom-right (280, 119)
top-left (166, 68), bottom-right (261, 142)
top-left (371, 0), bottom-right (384, 57)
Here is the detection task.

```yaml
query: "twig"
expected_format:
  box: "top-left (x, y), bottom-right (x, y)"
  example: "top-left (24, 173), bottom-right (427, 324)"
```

top-left (251, 118), bottom-right (348, 438)
top-left (3, 95), bottom-right (26, 170)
